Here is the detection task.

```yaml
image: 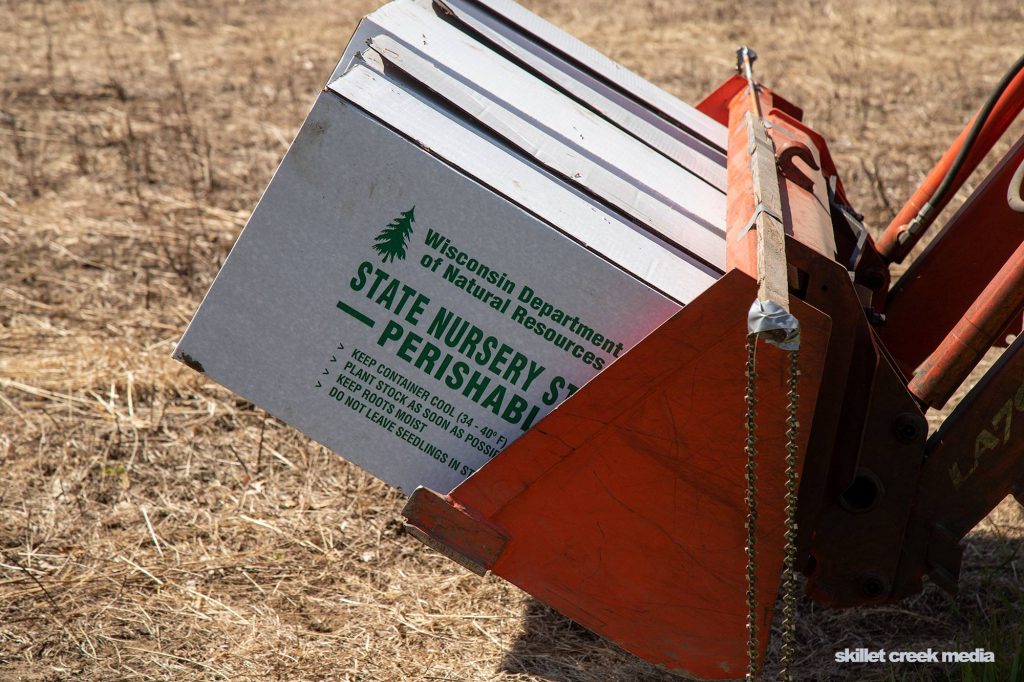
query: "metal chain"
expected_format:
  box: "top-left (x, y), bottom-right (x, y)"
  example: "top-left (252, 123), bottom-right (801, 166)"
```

top-left (779, 349), bottom-right (801, 682)
top-left (744, 341), bottom-right (801, 682)
top-left (744, 335), bottom-right (759, 682)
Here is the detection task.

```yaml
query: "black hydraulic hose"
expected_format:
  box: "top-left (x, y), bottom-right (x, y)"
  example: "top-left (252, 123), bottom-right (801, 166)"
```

top-left (903, 52), bottom-right (1024, 241)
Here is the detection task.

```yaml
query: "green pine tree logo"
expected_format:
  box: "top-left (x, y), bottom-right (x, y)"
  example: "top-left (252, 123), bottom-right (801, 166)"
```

top-left (373, 207), bottom-right (415, 263)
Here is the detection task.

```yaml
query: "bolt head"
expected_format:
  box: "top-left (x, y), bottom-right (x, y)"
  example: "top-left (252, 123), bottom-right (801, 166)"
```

top-left (892, 412), bottom-right (927, 444)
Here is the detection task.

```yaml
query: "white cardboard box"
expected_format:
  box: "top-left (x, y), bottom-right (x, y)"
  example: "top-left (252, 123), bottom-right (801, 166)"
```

top-left (333, 0), bottom-right (728, 190)
top-left (332, 0), bottom-right (727, 270)
top-left (175, 65), bottom-right (721, 494)
top-left (422, 0), bottom-right (728, 185)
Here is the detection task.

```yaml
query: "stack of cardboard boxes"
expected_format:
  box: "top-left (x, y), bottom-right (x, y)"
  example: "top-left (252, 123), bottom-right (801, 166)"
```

top-left (175, 0), bottom-right (729, 493)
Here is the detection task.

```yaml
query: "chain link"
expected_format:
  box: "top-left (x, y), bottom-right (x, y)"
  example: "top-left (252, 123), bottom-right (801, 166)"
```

top-left (779, 349), bottom-right (800, 682)
top-left (744, 340), bottom-right (801, 682)
top-left (744, 336), bottom-right (759, 682)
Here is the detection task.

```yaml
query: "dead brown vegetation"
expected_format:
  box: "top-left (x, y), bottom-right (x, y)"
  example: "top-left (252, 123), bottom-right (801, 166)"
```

top-left (2, 1), bottom-right (1024, 680)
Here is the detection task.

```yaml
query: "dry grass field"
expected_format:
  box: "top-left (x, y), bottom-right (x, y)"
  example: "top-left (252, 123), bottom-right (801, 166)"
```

top-left (3, 0), bottom-right (1024, 680)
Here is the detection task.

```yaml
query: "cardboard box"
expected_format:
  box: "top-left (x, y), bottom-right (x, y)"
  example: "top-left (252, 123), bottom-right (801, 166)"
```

top-left (422, 0), bottom-right (728, 187)
top-left (332, 0), bottom-right (727, 271)
top-left (333, 0), bottom-right (727, 192)
top-left (175, 64), bottom-right (722, 493)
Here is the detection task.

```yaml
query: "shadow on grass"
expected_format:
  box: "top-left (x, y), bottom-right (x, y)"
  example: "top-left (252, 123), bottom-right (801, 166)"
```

top-left (500, 598), bottom-right (677, 682)
top-left (500, 524), bottom-right (1024, 682)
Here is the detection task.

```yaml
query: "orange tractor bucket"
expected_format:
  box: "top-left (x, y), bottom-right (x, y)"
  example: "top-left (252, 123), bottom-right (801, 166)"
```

top-left (404, 269), bottom-right (830, 677)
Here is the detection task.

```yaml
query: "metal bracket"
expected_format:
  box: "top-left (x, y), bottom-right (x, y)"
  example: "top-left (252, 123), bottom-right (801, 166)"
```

top-left (737, 202), bottom-right (785, 241)
top-left (828, 175), bottom-right (871, 272)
